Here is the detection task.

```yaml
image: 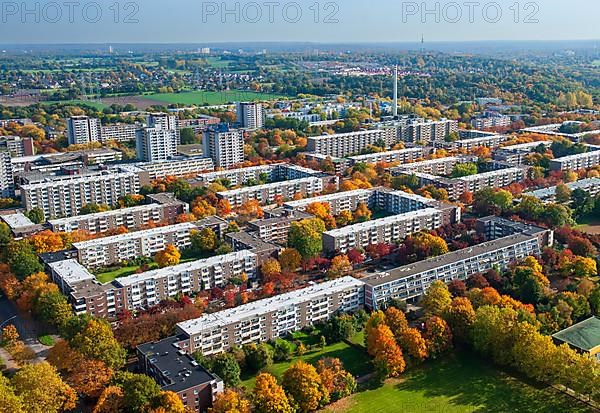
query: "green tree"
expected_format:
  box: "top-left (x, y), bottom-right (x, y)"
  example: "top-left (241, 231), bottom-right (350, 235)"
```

top-left (0, 374), bottom-right (24, 413)
top-left (180, 127), bottom-right (198, 144)
top-left (113, 371), bottom-right (161, 413)
top-left (211, 352), bottom-right (241, 386)
top-left (0, 222), bottom-right (11, 247)
top-left (288, 218), bottom-right (326, 258)
top-left (244, 343), bottom-right (274, 372)
top-left (191, 228), bottom-right (217, 254)
top-left (34, 292), bottom-right (73, 329)
top-left (450, 162), bottom-right (478, 178)
top-left (66, 316), bottom-right (126, 369)
top-left (421, 281), bottom-right (452, 317)
top-left (26, 207), bottom-right (45, 224)
top-left (7, 241), bottom-right (43, 279)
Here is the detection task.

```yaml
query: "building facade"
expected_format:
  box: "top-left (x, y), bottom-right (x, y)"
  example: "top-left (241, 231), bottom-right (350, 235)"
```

top-left (306, 129), bottom-right (397, 157)
top-left (549, 150), bottom-right (600, 171)
top-left (136, 127), bottom-right (179, 162)
top-left (175, 277), bottom-right (365, 356)
top-left (73, 222), bottom-right (195, 268)
top-left (236, 102), bottom-right (264, 129)
top-left (202, 125), bottom-right (245, 169)
top-left (67, 116), bottom-right (102, 145)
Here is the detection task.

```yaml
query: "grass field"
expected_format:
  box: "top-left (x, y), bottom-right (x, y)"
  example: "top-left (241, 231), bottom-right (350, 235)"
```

top-left (41, 99), bottom-right (108, 110)
top-left (576, 215), bottom-right (600, 235)
top-left (95, 263), bottom-right (159, 284)
top-left (240, 336), bottom-right (371, 390)
top-left (324, 352), bottom-right (595, 413)
top-left (139, 90), bottom-right (288, 106)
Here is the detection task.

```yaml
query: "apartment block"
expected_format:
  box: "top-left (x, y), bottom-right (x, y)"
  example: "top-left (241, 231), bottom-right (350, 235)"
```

top-left (347, 147), bottom-right (428, 165)
top-left (391, 156), bottom-right (478, 176)
top-left (100, 123), bottom-right (139, 142)
top-left (363, 225), bottom-right (553, 310)
top-left (306, 129), bottom-right (397, 157)
top-left (20, 168), bottom-right (148, 219)
top-left (372, 188), bottom-right (461, 225)
top-left (202, 125), bottom-right (245, 169)
top-left (178, 116), bottom-right (220, 134)
top-left (304, 153), bottom-right (350, 174)
top-left (67, 116), bottom-right (101, 145)
top-left (136, 127), bottom-right (179, 162)
top-left (0, 151), bottom-right (14, 198)
top-left (247, 209), bottom-right (313, 245)
top-left (471, 114), bottom-right (512, 129)
top-left (284, 189), bottom-right (373, 215)
top-left (115, 250), bottom-right (257, 309)
top-left (73, 222), bottom-right (195, 268)
top-left (323, 208), bottom-right (443, 254)
top-left (137, 337), bottom-right (224, 413)
top-left (436, 134), bottom-right (508, 151)
top-left (401, 167), bottom-right (527, 200)
top-left (0, 136), bottom-right (35, 157)
top-left (175, 276), bottom-right (365, 356)
top-left (48, 199), bottom-right (187, 234)
top-left (217, 177), bottom-right (325, 207)
top-left (493, 141), bottom-right (553, 166)
top-left (396, 118), bottom-right (459, 145)
top-left (148, 113), bottom-right (179, 131)
top-left (525, 178), bottom-right (600, 203)
top-left (549, 150), bottom-right (600, 171)
top-left (236, 102), bottom-right (264, 129)
top-left (193, 165), bottom-right (274, 187)
top-left (136, 157), bottom-right (214, 180)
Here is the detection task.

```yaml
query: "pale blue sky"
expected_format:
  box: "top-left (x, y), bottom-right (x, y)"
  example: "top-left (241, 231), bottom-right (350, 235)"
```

top-left (0, 0), bottom-right (598, 43)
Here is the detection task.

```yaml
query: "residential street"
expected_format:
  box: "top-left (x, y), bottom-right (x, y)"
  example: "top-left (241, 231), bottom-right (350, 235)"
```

top-left (0, 297), bottom-right (51, 362)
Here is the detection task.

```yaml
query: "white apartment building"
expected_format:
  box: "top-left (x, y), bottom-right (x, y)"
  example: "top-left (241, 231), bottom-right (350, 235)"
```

top-left (322, 208), bottom-right (443, 253)
top-left (20, 169), bottom-right (143, 219)
top-left (347, 147), bottom-right (426, 165)
top-left (236, 102), bottom-right (264, 129)
top-left (175, 276), bottom-right (365, 355)
top-left (0, 151), bottom-right (15, 198)
top-left (217, 177), bottom-right (324, 207)
top-left (100, 123), bottom-right (139, 142)
top-left (306, 129), bottom-right (397, 157)
top-left (73, 222), bottom-right (195, 268)
top-left (283, 189), bottom-right (373, 215)
top-left (67, 116), bottom-right (102, 145)
top-left (549, 150), bottom-right (600, 171)
top-left (136, 157), bottom-right (215, 180)
top-left (202, 125), bottom-right (245, 169)
top-left (136, 128), bottom-right (179, 162)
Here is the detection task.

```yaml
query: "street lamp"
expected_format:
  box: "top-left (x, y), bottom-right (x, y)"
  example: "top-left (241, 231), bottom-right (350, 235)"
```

top-left (0, 315), bottom-right (17, 330)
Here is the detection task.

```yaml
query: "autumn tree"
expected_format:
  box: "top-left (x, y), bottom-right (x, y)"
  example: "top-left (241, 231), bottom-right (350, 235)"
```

top-left (216, 199), bottom-right (233, 217)
top-left (261, 259), bottom-right (282, 282)
top-left (0, 374), bottom-right (24, 413)
top-left (367, 324), bottom-right (406, 379)
top-left (237, 199), bottom-right (264, 220)
top-left (6, 241), bottom-right (43, 279)
top-left (397, 328), bottom-right (428, 362)
top-left (252, 372), bottom-right (294, 413)
top-left (155, 245), bottom-right (181, 268)
top-left (327, 255), bottom-right (352, 280)
top-left (335, 210), bottom-right (353, 227)
top-left (288, 218), bottom-right (326, 258)
top-left (34, 291), bottom-right (73, 329)
top-left (421, 280), bottom-right (452, 317)
top-left (315, 358), bottom-right (356, 402)
top-left (423, 316), bottom-right (453, 359)
top-left (279, 248), bottom-right (302, 272)
top-left (353, 202), bottom-right (372, 223)
top-left (67, 359), bottom-right (113, 398)
top-left (29, 230), bottom-right (65, 253)
top-left (444, 297), bottom-right (476, 343)
top-left (384, 307), bottom-right (408, 337)
top-left (211, 389), bottom-right (251, 413)
top-left (1, 324), bottom-right (19, 346)
top-left (282, 360), bottom-right (328, 413)
top-left (11, 361), bottom-right (77, 413)
top-left (65, 316), bottom-right (126, 369)
top-left (413, 233), bottom-right (449, 257)
top-left (113, 371), bottom-right (162, 413)
top-left (93, 386), bottom-right (124, 413)
top-left (191, 228), bottom-right (217, 254)
top-left (191, 198), bottom-right (217, 219)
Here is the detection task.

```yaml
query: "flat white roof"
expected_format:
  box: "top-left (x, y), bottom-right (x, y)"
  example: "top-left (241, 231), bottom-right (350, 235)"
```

top-left (348, 148), bottom-right (423, 161)
top-left (217, 177), bottom-right (321, 197)
top-left (324, 208), bottom-right (441, 237)
top-left (49, 203), bottom-right (166, 226)
top-left (1, 213), bottom-right (35, 229)
top-left (177, 276), bottom-right (365, 335)
top-left (73, 222), bottom-right (196, 249)
top-left (115, 250), bottom-right (256, 286)
top-left (308, 129), bottom-right (387, 140)
top-left (552, 150), bottom-right (600, 163)
top-left (283, 189), bottom-right (372, 208)
top-left (197, 164), bottom-right (273, 179)
top-left (20, 170), bottom-right (139, 191)
top-left (48, 259), bottom-right (95, 285)
top-left (527, 177), bottom-right (600, 199)
top-left (457, 168), bottom-right (524, 182)
top-left (395, 156), bottom-right (463, 168)
top-left (500, 141), bottom-right (552, 151)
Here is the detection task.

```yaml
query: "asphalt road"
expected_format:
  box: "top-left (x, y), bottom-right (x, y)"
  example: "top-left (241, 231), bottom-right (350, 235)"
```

top-left (0, 298), bottom-right (49, 361)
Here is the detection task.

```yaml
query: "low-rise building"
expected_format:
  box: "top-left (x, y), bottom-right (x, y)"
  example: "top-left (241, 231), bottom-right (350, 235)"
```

top-left (347, 147), bottom-right (428, 165)
top-left (137, 336), bottom-right (224, 412)
top-left (247, 209), bottom-right (313, 245)
top-left (549, 150), bottom-right (600, 171)
top-left (0, 212), bottom-right (43, 238)
top-left (524, 178), bottom-right (600, 202)
top-left (493, 141), bottom-right (552, 166)
top-left (73, 223), bottom-right (195, 268)
top-left (217, 177), bottom-right (326, 207)
top-left (391, 156), bottom-right (478, 176)
top-left (175, 276), bottom-right (365, 355)
top-left (48, 199), bottom-right (187, 234)
top-left (136, 157), bottom-right (214, 180)
top-left (323, 208), bottom-right (443, 254)
top-left (0, 136), bottom-right (35, 157)
top-left (436, 134), bottom-right (508, 151)
top-left (306, 129), bottom-right (397, 157)
top-left (283, 189), bottom-right (373, 216)
top-left (552, 317), bottom-right (600, 361)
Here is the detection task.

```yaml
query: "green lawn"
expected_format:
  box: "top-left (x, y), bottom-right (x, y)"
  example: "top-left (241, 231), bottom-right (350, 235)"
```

top-left (38, 335), bottom-right (55, 346)
top-left (575, 215), bottom-right (600, 235)
top-left (95, 263), bottom-right (159, 284)
top-left (139, 90), bottom-right (289, 106)
top-left (41, 99), bottom-right (108, 110)
top-left (324, 352), bottom-right (595, 413)
top-left (240, 340), bottom-right (371, 390)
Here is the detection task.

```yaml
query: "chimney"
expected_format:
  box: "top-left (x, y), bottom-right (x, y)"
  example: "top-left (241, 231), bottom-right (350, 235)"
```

top-left (393, 66), bottom-right (398, 119)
